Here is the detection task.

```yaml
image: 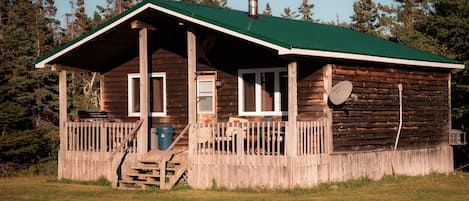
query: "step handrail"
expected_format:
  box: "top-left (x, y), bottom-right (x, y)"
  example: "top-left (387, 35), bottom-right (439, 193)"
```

top-left (110, 119), bottom-right (143, 187)
top-left (159, 123), bottom-right (190, 189)
top-left (164, 124), bottom-right (190, 155)
top-left (110, 119), bottom-right (144, 159)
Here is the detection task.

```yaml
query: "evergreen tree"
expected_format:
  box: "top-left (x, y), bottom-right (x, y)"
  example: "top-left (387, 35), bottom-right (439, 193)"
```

top-left (74, 0), bottom-right (91, 34)
top-left (262, 2), bottom-right (272, 16)
top-left (97, 0), bottom-right (136, 21)
top-left (181, 0), bottom-right (227, 7)
top-left (390, 0), bottom-right (440, 52)
top-left (350, 0), bottom-right (379, 36)
top-left (297, 0), bottom-right (316, 22)
top-left (0, 0), bottom-right (59, 175)
top-left (421, 0), bottom-right (469, 131)
top-left (281, 7), bottom-right (296, 19)
top-left (64, 0), bottom-right (100, 116)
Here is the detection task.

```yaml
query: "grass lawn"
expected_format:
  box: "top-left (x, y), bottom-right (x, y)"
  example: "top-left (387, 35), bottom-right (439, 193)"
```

top-left (1, 172), bottom-right (469, 201)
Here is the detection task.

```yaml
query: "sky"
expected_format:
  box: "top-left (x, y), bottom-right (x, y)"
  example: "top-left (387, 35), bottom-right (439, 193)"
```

top-left (55, 0), bottom-right (395, 26)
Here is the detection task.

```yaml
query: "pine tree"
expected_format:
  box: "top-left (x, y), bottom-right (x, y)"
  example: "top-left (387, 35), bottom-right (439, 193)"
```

top-left (421, 0), bottom-right (469, 131)
top-left (97, 0), bottom-right (136, 21)
top-left (181, 0), bottom-right (227, 7)
top-left (262, 3), bottom-right (272, 16)
top-left (74, 0), bottom-right (91, 34)
top-left (281, 7), bottom-right (297, 19)
top-left (297, 0), bottom-right (316, 22)
top-left (390, 0), bottom-right (439, 51)
top-left (0, 0), bottom-right (60, 175)
top-left (64, 0), bottom-right (100, 116)
top-left (350, 0), bottom-right (379, 36)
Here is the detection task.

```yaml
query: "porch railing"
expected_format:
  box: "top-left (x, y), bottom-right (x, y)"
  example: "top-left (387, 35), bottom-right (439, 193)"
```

top-left (192, 119), bottom-right (329, 156)
top-left (193, 121), bottom-right (286, 156)
top-left (65, 122), bottom-right (138, 153)
top-left (297, 121), bottom-right (329, 155)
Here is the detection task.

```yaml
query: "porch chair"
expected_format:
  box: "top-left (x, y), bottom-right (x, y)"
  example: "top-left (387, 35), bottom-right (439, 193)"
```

top-left (224, 117), bottom-right (248, 141)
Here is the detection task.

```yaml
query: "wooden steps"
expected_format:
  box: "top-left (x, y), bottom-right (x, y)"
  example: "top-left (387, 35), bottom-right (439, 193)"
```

top-left (117, 150), bottom-right (188, 190)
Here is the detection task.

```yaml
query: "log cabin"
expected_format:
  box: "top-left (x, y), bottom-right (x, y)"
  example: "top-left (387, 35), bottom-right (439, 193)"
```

top-left (35, 0), bottom-right (465, 189)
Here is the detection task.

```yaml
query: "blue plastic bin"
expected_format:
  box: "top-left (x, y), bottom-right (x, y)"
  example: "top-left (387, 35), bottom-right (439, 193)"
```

top-left (157, 125), bottom-right (174, 150)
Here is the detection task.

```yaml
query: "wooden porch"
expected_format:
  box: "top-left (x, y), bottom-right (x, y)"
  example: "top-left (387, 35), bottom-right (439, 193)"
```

top-left (59, 118), bottom-right (331, 189)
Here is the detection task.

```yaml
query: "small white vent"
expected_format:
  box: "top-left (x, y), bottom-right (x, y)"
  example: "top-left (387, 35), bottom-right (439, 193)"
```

top-left (449, 129), bottom-right (466, 146)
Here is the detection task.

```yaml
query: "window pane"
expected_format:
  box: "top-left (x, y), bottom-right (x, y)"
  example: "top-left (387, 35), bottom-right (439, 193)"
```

top-left (280, 72), bottom-right (288, 112)
top-left (151, 77), bottom-right (163, 112)
top-left (199, 81), bottom-right (213, 93)
top-left (132, 78), bottom-right (140, 113)
top-left (261, 72), bottom-right (274, 112)
top-left (198, 80), bottom-right (214, 112)
top-left (243, 73), bottom-right (256, 112)
top-left (199, 96), bottom-right (213, 112)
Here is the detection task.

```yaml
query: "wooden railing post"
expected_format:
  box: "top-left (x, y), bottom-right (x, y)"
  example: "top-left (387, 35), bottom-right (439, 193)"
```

top-left (236, 123), bottom-right (244, 156)
top-left (101, 122), bottom-right (107, 152)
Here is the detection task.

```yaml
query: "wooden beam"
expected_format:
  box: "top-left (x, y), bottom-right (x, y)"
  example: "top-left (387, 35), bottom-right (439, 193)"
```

top-left (100, 74), bottom-right (105, 111)
top-left (138, 28), bottom-right (150, 154)
top-left (448, 73), bottom-right (452, 132)
top-left (50, 64), bottom-right (91, 73)
top-left (58, 70), bottom-right (67, 179)
top-left (59, 70), bottom-right (67, 151)
top-left (187, 30), bottom-right (197, 124)
top-left (287, 61), bottom-right (298, 156)
top-left (130, 20), bottom-right (156, 30)
top-left (323, 64), bottom-right (333, 153)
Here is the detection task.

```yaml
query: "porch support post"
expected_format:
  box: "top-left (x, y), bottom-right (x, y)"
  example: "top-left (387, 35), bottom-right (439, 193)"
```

top-left (138, 27), bottom-right (150, 154)
top-left (186, 29), bottom-right (197, 187)
top-left (58, 70), bottom-right (67, 179)
top-left (287, 61), bottom-right (298, 156)
top-left (187, 30), bottom-right (197, 124)
top-left (132, 20), bottom-right (156, 154)
top-left (324, 64), bottom-right (333, 154)
top-left (286, 62), bottom-right (298, 188)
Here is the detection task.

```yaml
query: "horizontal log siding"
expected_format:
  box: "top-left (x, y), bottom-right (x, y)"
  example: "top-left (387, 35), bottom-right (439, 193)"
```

top-left (102, 48), bottom-right (188, 139)
top-left (297, 63), bottom-right (327, 121)
top-left (332, 65), bottom-right (450, 151)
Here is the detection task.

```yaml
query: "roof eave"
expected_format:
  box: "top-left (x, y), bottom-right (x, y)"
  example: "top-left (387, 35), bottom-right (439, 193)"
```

top-left (280, 48), bottom-right (465, 69)
top-left (35, 3), bottom-right (154, 69)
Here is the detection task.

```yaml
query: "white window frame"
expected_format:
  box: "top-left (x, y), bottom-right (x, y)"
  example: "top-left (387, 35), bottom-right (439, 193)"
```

top-left (197, 79), bottom-right (215, 114)
top-left (238, 67), bottom-right (288, 116)
top-left (127, 72), bottom-right (167, 117)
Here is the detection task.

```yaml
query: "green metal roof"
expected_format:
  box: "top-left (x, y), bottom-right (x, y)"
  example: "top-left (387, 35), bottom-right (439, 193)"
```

top-left (35, 0), bottom-right (464, 68)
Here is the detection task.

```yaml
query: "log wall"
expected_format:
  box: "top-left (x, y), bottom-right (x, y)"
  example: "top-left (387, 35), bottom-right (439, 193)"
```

top-left (101, 31), bottom-right (328, 131)
top-left (102, 48), bottom-right (189, 133)
top-left (332, 65), bottom-right (450, 151)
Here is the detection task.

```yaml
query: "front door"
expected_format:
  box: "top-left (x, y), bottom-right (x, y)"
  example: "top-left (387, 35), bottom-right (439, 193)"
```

top-left (196, 73), bottom-right (217, 124)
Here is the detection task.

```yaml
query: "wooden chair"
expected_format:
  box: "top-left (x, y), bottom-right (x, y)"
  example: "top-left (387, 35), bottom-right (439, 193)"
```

top-left (224, 117), bottom-right (248, 140)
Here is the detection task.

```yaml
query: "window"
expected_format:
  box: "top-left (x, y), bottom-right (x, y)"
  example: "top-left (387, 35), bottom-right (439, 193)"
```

top-left (128, 73), bottom-right (166, 117)
top-left (197, 80), bottom-right (215, 113)
top-left (238, 68), bottom-right (288, 116)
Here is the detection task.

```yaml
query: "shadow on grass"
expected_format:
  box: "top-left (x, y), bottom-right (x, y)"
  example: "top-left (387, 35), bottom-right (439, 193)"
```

top-left (47, 176), bottom-right (111, 186)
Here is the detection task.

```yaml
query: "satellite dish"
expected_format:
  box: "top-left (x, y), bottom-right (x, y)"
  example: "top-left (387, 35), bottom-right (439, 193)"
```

top-left (329, 81), bottom-right (353, 105)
